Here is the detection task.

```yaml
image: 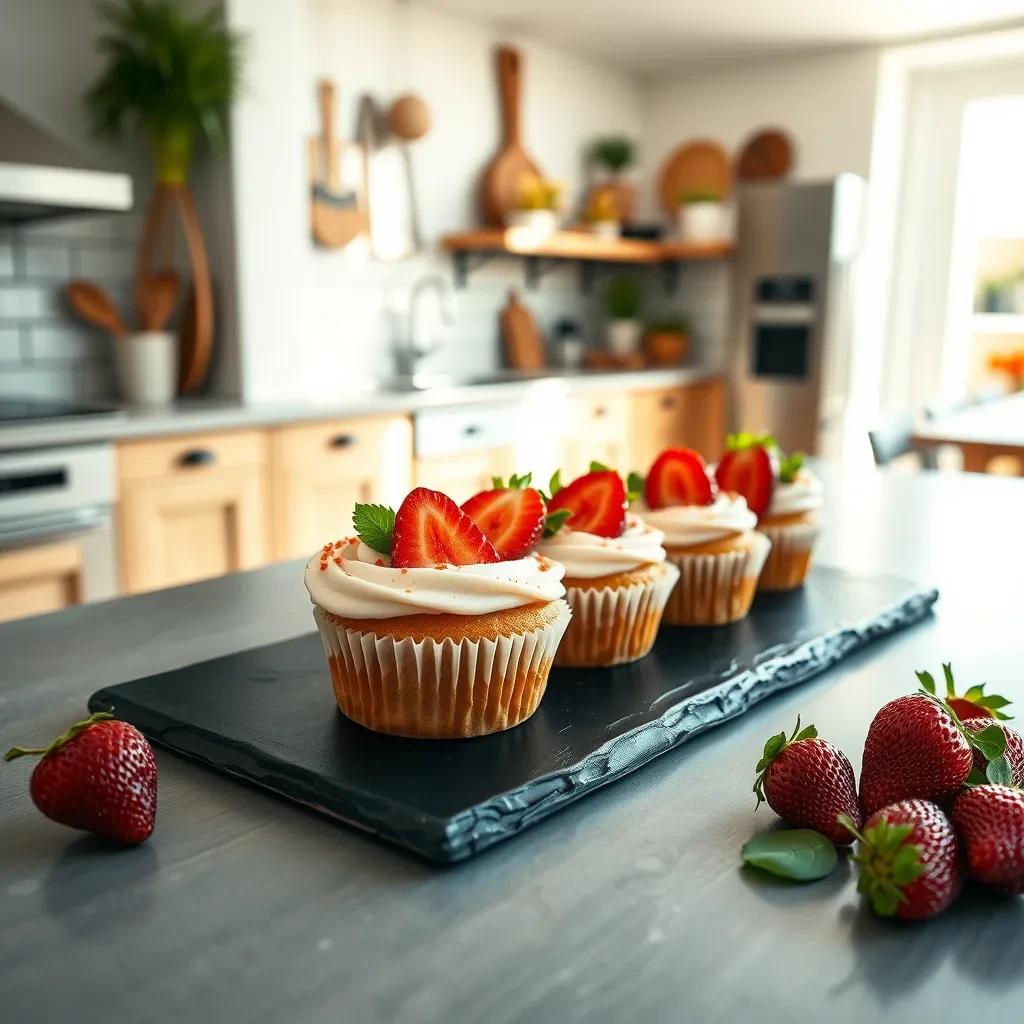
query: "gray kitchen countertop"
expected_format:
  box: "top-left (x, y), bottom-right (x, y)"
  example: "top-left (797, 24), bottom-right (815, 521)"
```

top-left (2, 464), bottom-right (1021, 1023)
top-left (0, 366), bottom-right (721, 450)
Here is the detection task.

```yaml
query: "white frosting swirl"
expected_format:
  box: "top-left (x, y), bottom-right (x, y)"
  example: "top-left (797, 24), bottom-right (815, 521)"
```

top-left (305, 540), bottom-right (565, 619)
top-left (766, 468), bottom-right (824, 518)
top-left (534, 514), bottom-right (667, 580)
top-left (634, 493), bottom-right (756, 547)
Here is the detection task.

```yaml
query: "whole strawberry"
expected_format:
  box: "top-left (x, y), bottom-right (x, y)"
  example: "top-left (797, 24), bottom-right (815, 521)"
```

top-left (859, 684), bottom-right (1006, 816)
top-left (5, 710), bottom-right (156, 845)
top-left (753, 717), bottom-right (861, 844)
top-left (952, 785), bottom-right (1024, 893)
top-left (840, 800), bottom-right (962, 920)
top-left (963, 717), bottom-right (1024, 788)
top-left (917, 663), bottom-right (1012, 722)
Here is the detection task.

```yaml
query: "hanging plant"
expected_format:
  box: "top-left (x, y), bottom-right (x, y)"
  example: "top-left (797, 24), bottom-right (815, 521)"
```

top-left (84, 0), bottom-right (244, 184)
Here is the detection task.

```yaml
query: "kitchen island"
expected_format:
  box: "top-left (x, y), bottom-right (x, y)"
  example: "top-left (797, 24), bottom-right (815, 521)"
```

top-left (1, 465), bottom-right (1021, 1023)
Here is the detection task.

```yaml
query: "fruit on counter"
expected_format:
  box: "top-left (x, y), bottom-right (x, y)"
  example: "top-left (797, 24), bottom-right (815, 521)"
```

top-left (917, 662), bottom-right (1012, 721)
top-left (952, 785), bottom-right (1024, 894)
top-left (546, 468), bottom-right (628, 538)
top-left (859, 688), bottom-right (1006, 816)
top-left (390, 488), bottom-right (499, 568)
top-left (839, 800), bottom-right (962, 920)
top-left (741, 828), bottom-right (838, 882)
top-left (4, 710), bottom-right (156, 845)
top-left (461, 474), bottom-right (545, 560)
top-left (643, 447), bottom-right (714, 510)
top-left (963, 717), bottom-right (1024, 788)
top-left (714, 433), bottom-right (775, 518)
top-left (753, 717), bottom-right (861, 845)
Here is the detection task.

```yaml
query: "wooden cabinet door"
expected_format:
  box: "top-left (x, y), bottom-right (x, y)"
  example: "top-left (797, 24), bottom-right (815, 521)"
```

top-left (118, 430), bottom-right (270, 594)
top-left (562, 392), bottom-right (632, 478)
top-left (270, 415), bottom-right (413, 560)
top-left (415, 446), bottom-right (517, 504)
top-left (0, 542), bottom-right (83, 623)
top-left (631, 379), bottom-right (726, 470)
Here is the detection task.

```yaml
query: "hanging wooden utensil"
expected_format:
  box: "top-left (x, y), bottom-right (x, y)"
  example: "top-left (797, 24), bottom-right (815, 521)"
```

top-left (501, 289), bottom-right (546, 371)
top-left (658, 139), bottom-right (731, 218)
top-left (138, 269), bottom-right (179, 332)
top-left (480, 46), bottom-right (542, 227)
top-left (66, 280), bottom-right (128, 338)
top-left (310, 79), bottom-right (369, 248)
top-left (737, 128), bottom-right (794, 180)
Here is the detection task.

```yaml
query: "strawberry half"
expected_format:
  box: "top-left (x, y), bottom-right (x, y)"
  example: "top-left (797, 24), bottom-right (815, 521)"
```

top-left (714, 435), bottom-right (775, 518)
top-left (952, 785), bottom-right (1024, 893)
top-left (461, 479), bottom-right (545, 560)
top-left (4, 710), bottom-right (157, 845)
top-left (840, 800), bottom-right (962, 919)
top-left (547, 470), bottom-right (627, 538)
top-left (918, 663), bottom-right (1012, 721)
top-left (644, 448), bottom-right (714, 509)
top-left (391, 487), bottom-right (499, 568)
top-left (753, 716), bottom-right (861, 845)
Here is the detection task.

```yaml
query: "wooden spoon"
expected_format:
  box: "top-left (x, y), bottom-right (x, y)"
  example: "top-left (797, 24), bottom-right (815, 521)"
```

top-left (65, 280), bottom-right (127, 338)
top-left (138, 270), bottom-right (179, 331)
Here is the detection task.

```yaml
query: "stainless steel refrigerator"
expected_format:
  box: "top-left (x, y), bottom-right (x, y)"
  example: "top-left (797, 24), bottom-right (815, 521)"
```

top-left (729, 175), bottom-right (866, 458)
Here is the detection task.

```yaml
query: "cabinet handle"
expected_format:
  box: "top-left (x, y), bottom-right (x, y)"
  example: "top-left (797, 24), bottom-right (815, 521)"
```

top-left (329, 433), bottom-right (356, 448)
top-left (179, 448), bottom-right (215, 467)
top-left (463, 424), bottom-right (481, 437)
top-left (659, 396), bottom-right (677, 411)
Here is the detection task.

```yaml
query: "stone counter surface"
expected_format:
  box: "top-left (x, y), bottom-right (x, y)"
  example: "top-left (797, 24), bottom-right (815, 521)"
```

top-left (2, 465), bottom-right (1022, 1023)
top-left (0, 366), bottom-right (721, 451)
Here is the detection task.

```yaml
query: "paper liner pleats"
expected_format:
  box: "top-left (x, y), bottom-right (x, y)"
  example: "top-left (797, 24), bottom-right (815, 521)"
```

top-left (312, 601), bottom-right (571, 739)
top-left (758, 518), bottom-right (821, 592)
top-left (555, 562), bottom-right (680, 667)
top-left (663, 531), bottom-right (772, 626)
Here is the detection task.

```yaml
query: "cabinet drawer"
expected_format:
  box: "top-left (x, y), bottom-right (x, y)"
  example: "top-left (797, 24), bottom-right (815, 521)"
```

top-left (272, 416), bottom-right (410, 475)
top-left (118, 429), bottom-right (267, 482)
top-left (414, 405), bottom-right (517, 457)
top-left (571, 392), bottom-right (630, 436)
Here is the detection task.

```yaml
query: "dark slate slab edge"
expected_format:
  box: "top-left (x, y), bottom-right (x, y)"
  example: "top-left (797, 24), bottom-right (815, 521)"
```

top-left (91, 584), bottom-right (937, 865)
top-left (439, 584), bottom-right (938, 862)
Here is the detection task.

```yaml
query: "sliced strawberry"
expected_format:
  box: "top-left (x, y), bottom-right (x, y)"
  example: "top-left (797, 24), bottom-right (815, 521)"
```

top-left (645, 448), bottom-right (714, 509)
top-left (714, 441), bottom-right (775, 518)
top-left (392, 487), bottom-right (499, 568)
top-left (547, 470), bottom-right (627, 538)
top-left (461, 486), bottom-right (545, 560)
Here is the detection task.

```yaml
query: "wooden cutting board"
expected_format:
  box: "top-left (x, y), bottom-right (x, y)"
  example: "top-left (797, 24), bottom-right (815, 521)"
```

top-left (737, 128), bottom-right (794, 180)
top-left (658, 139), bottom-right (731, 217)
top-left (501, 290), bottom-right (546, 370)
top-left (480, 47), bottom-right (542, 227)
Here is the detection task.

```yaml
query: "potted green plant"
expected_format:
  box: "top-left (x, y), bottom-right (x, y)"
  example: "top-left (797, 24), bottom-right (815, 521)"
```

top-left (85, 0), bottom-right (244, 395)
top-left (678, 187), bottom-right (729, 244)
top-left (507, 173), bottom-right (563, 243)
top-left (606, 276), bottom-right (643, 356)
top-left (644, 316), bottom-right (691, 366)
top-left (587, 135), bottom-right (637, 227)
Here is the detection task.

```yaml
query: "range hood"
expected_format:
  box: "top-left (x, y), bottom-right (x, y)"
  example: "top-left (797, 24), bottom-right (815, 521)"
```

top-left (0, 98), bottom-right (132, 224)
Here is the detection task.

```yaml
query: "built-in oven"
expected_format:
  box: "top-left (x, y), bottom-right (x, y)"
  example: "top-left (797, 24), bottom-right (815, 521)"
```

top-left (0, 443), bottom-right (118, 623)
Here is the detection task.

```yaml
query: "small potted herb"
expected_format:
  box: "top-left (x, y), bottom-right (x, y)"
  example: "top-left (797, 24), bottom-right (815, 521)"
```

top-left (645, 316), bottom-right (691, 366)
top-left (678, 187), bottom-right (729, 243)
top-left (606, 276), bottom-right (643, 356)
top-left (586, 135), bottom-right (637, 228)
top-left (506, 173), bottom-right (563, 243)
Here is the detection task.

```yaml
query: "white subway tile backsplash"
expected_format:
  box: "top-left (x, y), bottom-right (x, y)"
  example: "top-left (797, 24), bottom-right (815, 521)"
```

top-left (28, 324), bottom-right (109, 363)
top-left (0, 284), bottom-right (58, 320)
top-left (0, 326), bottom-right (22, 364)
top-left (74, 244), bottom-right (135, 280)
top-left (0, 364), bottom-right (81, 400)
top-left (19, 243), bottom-right (72, 280)
top-left (0, 240), bottom-right (14, 279)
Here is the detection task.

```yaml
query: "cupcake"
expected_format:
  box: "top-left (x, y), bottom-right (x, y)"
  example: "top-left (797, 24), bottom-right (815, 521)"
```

top-left (634, 447), bottom-right (770, 626)
top-left (712, 433), bottom-right (821, 592)
top-left (534, 465), bottom-right (679, 667)
top-left (305, 483), bottom-right (570, 739)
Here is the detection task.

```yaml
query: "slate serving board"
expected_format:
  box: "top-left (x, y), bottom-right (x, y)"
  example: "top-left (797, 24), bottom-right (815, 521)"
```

top-left (90, 568), bottom-right (937, 863)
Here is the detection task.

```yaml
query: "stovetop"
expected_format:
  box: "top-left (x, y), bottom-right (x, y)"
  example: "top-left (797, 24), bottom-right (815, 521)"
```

top-left (0, 397), bottom-right (124, 424)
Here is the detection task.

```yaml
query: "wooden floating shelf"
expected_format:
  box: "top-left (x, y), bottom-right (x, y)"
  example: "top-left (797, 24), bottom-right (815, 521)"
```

top-left (440, 229), bottom-right (732, 292)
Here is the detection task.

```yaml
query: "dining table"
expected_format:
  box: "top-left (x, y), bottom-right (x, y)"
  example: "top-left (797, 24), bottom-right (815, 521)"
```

top-left (1, 463), bottom-right (1022, 1023)
top-left (913, 391), bottom-right (1024, 472)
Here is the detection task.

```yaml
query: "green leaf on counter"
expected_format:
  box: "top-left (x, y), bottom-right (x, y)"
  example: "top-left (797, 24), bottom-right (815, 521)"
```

top-left (353, 503), bottom-right (396, 556)
top-left (741, 829), bottom-right (838, 882)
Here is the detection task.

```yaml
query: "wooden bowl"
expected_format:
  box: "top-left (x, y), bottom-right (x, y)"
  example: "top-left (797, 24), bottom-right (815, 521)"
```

top-left (388, 94), bottom-right (431, 141)
top-left (645, 330), bottom-right (689, 366)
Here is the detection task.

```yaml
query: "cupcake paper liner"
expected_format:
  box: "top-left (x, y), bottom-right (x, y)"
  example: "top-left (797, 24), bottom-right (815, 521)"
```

top-left (663, 531), bottom-right (772, 626)
top-left (555, 562), bottom-right (680, 668)
top-left (758, 517), bottom-right (822, 592)
top-left (312, 600), bottom-right (571, 739)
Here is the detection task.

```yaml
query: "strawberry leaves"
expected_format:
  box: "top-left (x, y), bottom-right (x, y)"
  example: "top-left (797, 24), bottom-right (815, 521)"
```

top-left (353, 503), bottom-right (396, 556)
top-left (543, 508), bottom-right (572, 537)
top-left (840, 813), bottom-right (926, 917)
top-left (726, 431), bottom-right (776, 452)
top-left (778, 451), bottom-right (805, 484)
top-left (490, 472), bottom-right (534, 490)
top-left (753, 716), bottom-right (818, 807)
top-left (742, 829), bottom-right (838, 882)
top-left (917, 662), bottom-right (1012, 721)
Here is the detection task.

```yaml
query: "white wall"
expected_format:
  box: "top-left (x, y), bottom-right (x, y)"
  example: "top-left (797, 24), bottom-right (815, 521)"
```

top-left (228, 0), bottom-right (692, 402)
top-left (643, 48), bottom-right (882, 186)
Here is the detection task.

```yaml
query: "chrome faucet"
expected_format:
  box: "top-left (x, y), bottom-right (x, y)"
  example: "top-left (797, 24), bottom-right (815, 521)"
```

top-left (395, 273), bottom-right (457, 382)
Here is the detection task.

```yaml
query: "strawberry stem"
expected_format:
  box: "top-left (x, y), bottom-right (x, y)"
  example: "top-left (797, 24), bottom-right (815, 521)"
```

top-left (4, 710), bottom-right (114, 763)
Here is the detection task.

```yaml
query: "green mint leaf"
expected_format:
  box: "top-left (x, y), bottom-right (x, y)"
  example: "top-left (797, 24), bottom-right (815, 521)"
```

top-left (589, 460), bottom-right (613, 473)
top-left (741, 829), bottom-right (838, 882)
top-left (971, 724), bottom-right (1007, 762)
top-left (916, 670), bottom-right (937, 696)
top-left (778, 451), bottom-right (805, 484)
top-left (352, 503), bottom-right (396, 556)
top-left (987, 755), bottom-right (1014, 786)
top-left (543, 508), bottom-right (572, 537)
top-left (548, 469), bottom-right (563, 497)
top-left (627, 471), bottom-right (645, 495)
